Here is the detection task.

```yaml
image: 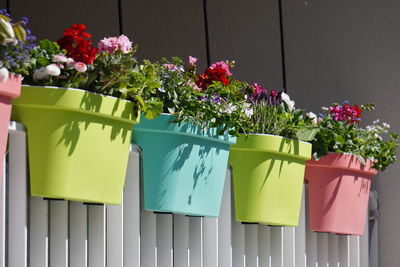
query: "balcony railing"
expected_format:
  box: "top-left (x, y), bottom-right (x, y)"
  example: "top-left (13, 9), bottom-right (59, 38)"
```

top-left (0, 122), bottom-right (371, 267)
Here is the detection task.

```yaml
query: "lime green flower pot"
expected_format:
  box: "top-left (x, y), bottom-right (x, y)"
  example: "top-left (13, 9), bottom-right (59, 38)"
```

top-left (11, 86), bottom-right (140, 204)
top-left (229, 134), bottom-right (311, 226)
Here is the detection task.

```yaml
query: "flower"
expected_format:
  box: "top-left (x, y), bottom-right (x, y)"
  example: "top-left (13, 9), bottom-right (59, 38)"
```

top-left (45, 64), bottom-right (61, 76)
top-left (163, 64), bottom-right (183, 72)
top-left (66, 58), bottom-right (75, 68)
top-left (188, 56), bottom-right (197, 67)
top-left (98, 37), bottom-right (118, 54)
top-left (0, 68), bottom-right (8, 82)
top-left (281, 92), bottom-right (295, 111)
top-left (52, 54), bottom-right (68, 63)
top-left (195, 61), bottom-right (232, 90)
top-left (73, 62), bottom-right (87, 72)
top-left (252, 83), bottom-right (265, 95)
top-left (117, 35), bottom-right (132, 53)
top-left (329, 103), bottom-right (362, 124)
top-left (245, 107), bottom-right (254, 117)
top-left (57, 24), bottom-right (98, 64)
top-left (307, 112), bottom-right (318, 125)
top-left (225, 103), bottom-right (237, 114)
top-left (98, 35), bottom-right (132, 54)
top-left (33, 67), bottom-right (49, 81)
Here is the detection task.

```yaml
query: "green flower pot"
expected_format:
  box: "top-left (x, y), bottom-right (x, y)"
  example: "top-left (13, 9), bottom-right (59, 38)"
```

top-left (133, 114), bottom-right (236, 217)
top-left (11, 86), bottom-right (140, 204)
top-left (229, 134), bottom-right (311, 226)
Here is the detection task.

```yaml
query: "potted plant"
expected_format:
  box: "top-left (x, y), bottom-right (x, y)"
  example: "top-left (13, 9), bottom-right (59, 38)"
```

top-left (133, 57), bottom-right (250, 217)
top-left (305, 102), bottom-right (399, 235)
top-left (11, 24), bottom-right (160, 204)
top-left (0, 11), bottom-right (35, 183)
top-left (228, 85), bottom-right (315, 226)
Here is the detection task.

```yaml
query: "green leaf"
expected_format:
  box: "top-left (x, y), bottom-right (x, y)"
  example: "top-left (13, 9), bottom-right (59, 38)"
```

top-left (0, 18), bottom-right (14, 39)
top-left (355, 154), bottom-right (366, 165)
top-left (296, 128), bottom-right (319, 141)
top-left (36, 57), bottom-right (50, 66)
top-left (0, 15), bottom-right (10, 22)
top-left (13, 22), bottom-right (26, 42)
top-left (144, 101), bottom-right (163, 119)
top-left (335, 135), bottom-right (345, 145)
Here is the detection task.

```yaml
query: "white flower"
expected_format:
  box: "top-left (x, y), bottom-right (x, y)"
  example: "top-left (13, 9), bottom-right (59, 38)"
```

top-left (383, 122), bottom-right (390, 129)
top-left (281, 92), bottom-right (295, 111)
top-left (211, 118), bottom-right (216, 123)
top-left (0, 68), bottom-right (9, 82)
top-left (245, 108), bottom-right (254, 117)
top-left (73, 62), bottom-right (87, 73)
top-left (33, 67), bottom-right (49, 81)
top-left (373, 119), bottom-right (380, 124)
top-left (52, 54), bottom-right (68, 63)
top-left (158, 87), bottom-right (166, 93)
top-left (2, 38), bottom-right (17, 45)
top-left (226, 103), bottom-right (237, 114)
top-left (66, 58), bottom-right (75, 68)
top-left (45, 64), bottom-right (61, 76)
top-left (306, 112), bottom-right (317, 125)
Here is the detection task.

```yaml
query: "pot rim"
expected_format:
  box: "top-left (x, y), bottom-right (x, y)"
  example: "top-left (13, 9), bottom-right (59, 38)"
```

top-left (306, 152), bottom-right (377, 175)
top-left (15, 85), bottom-right (139, 124)
top-left (21, 84), bottom-right (130, 104)
top-left (240, 132), bottom-right (311, 145)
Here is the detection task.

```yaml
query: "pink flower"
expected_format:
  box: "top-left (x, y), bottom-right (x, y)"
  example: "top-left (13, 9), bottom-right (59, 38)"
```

top-left (117, 35), bottom-right (132, 53)
top-left (252, 83), bottom-right (265, 94)
top-left (98, 35), bottom-right (133, 54)
top-left (52, 54), bottom-right (68, 63)
top-left (329, 104), bottom-right (362, 124)
top-left (188, 56), bottom-right (197, 66)
top-left (98, 37), bottom-right (119, 54)
top-left (73, 62), bottom-right (87, 72)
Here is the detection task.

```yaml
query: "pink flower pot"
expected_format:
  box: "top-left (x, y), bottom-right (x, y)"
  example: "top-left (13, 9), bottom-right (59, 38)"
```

top-left (305, 152), bottom-right (377, 235)
top-left (0, 75), bottom-right (22, 182)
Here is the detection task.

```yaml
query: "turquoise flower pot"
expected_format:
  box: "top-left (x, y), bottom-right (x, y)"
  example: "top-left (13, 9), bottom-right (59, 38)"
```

top-left (132, 114), bottom-right (236, 217)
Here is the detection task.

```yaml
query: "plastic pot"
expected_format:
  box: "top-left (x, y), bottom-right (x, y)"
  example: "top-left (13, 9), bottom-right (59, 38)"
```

top-left (133, 114), bottom-right (236, 217)
top-left (0, 75), bottom-right (22, 183)
top-left (305, 152), bottom-right (376, 235)
top-left (12, 85), bottom-right (139, 204)
top-left (229, 134), bottom-right (311, 226)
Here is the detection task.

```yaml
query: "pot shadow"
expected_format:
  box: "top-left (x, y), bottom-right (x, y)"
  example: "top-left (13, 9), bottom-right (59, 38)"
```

top-left (56, 91), bottom-right (133, 156)
top-left (151, 124), bottom-right (227, 210)
top-left (320, 173), bottom-right (371, 216)
top-left (259, 138), bottom-right (301, 192)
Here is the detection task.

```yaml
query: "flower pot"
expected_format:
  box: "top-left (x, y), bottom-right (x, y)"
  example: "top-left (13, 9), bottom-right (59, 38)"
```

top-left (305, 152), bottom-right (376, 235)
top-left (0, 75), bottom-right (22, 182)
top-left (11, 85), bottom-right (139, 204)
top-left (229, 134), bottom-right (311, 226)
top-left (132, 114), bottom-right (236, 217)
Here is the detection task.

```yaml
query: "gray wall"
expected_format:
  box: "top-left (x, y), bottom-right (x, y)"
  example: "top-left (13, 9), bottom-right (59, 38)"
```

top-left (6, 0), bottom-right (400, 265)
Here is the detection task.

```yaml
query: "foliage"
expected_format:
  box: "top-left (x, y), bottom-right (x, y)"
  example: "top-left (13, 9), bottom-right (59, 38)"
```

top-left (149, 57), bottom-right (251, 136)
top-left (0, 10), bottom-right (36, 77)
top-left (238, 84), bottom-right (317, 140)
top-left (311, 102), bottom-right (399, 171)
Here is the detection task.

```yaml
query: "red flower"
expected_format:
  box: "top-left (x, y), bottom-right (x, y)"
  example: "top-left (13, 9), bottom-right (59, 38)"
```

top-left (195, 61), bottom-right (232, 90)
top-left (57, 24), bottom-right (98, 64)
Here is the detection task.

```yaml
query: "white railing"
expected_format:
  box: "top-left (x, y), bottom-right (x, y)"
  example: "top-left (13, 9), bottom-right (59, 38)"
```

top-left (1, 123), bottom-right (370, 267)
